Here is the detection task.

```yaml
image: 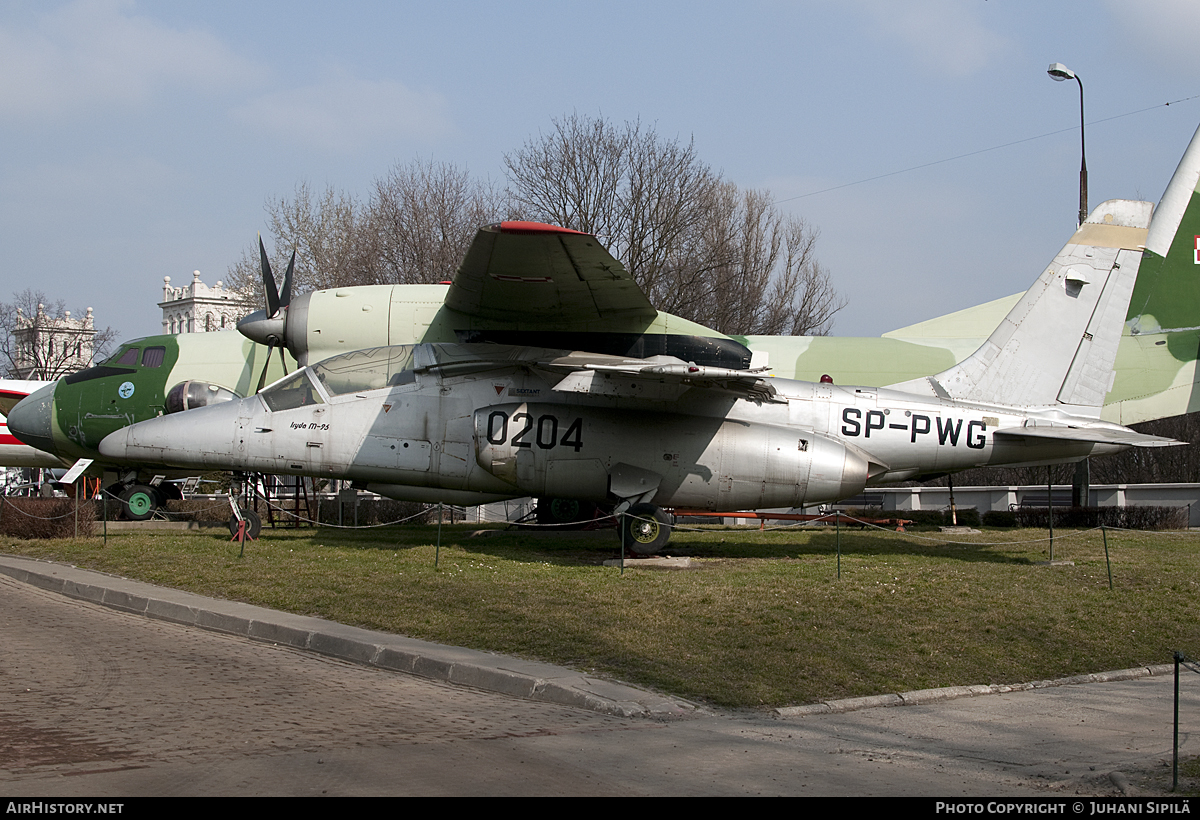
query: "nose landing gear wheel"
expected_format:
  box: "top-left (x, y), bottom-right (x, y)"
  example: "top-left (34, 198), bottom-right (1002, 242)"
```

top-left (119, 485), bottom-right (157, 521)
top-left (622, 504), bottom-right (672, 555)
top-left (228, 508), bottom-right (262, 540)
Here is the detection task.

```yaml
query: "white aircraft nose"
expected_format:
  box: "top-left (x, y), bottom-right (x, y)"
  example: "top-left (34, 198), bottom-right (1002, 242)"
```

top-left (99, 400), bottom-right (244, 469)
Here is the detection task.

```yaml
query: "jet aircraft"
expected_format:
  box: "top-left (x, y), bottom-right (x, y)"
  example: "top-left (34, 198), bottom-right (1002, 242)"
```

top-left (97, 189), bottom-right (1182, 552)
top-left (8, 226), bottom-right (1015, 519)
top-left (14, 120), bottom-right (1200, 520)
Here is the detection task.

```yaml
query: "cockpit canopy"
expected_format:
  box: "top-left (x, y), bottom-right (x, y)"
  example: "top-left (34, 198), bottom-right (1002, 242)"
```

top-left (260, 369), bottom-right (325, 412)
top-left (310, 345), bottom-right (419, 395)
top-left (256, 342), bottom-right (578, 413)
top-left (258, 345), bottom-right (420, 412)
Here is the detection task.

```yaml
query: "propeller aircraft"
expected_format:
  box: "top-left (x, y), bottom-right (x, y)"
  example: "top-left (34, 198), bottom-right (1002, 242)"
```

top-left (13, 120), bottom-right (1200, 523)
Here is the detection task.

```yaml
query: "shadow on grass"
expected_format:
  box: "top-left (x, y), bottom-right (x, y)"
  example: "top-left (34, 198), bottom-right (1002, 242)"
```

top-left (668, 530), bottom-right (1038, 565)
top-left (283, 523), bottom-right (1042, 567)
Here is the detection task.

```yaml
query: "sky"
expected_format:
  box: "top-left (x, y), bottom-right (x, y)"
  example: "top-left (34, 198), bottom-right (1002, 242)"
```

top-left (2, 0), bottom-right (1199, 345)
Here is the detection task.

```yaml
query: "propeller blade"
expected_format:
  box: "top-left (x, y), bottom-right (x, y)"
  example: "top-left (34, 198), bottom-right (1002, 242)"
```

top-left (255, 340), bottom-right (275, 394)
top-left (258, 235), bottom-right (280, 318)
top-left (253, 340), bottom-right (291, 394)
top-left (279, 250), bottom-right (295, 313)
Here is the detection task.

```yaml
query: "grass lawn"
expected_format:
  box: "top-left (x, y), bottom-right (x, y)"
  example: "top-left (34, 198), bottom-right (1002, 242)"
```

top-left (4, 522), bottom-right (1198, 709)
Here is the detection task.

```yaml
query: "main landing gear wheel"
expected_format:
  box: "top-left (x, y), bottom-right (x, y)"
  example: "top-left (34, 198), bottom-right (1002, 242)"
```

top-left (547, 497), bottom-right (580, 522)
top-left (536, 497), bottom-right (587, 526)
top-left (119, 484), bottom-right (157, 521)
top-left (622, 504), bottom-right (672, 556)
top-left (228, 508), bottom-right (262, 540)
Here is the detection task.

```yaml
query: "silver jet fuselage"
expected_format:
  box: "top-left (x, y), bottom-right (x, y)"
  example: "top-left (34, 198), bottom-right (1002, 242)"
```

top-left (98, 343), bottom-right (1134, 511)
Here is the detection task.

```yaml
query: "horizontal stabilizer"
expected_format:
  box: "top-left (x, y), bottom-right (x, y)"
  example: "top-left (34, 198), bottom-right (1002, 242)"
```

top-left (992, 425), bottom-right (1181, 448)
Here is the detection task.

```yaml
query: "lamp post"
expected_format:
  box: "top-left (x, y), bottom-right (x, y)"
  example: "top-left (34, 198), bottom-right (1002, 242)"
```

top-left (1049, 63), bottom-right (1091, 508)
top-left (1048, 62), bottom-right (1088, 226)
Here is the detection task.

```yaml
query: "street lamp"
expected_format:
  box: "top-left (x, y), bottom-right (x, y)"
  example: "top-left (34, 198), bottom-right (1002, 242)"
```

top-left (1048, 62), bottom-right (1088, 226)
top-left (1049, 63), bottom-right (1091, 509)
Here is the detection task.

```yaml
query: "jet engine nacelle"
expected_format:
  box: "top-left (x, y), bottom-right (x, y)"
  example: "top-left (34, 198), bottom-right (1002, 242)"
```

top-left (473, 403), bottom-right (872, 510)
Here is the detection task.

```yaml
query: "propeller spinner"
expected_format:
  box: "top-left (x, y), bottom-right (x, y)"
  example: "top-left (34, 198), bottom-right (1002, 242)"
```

top-left (236, 236), bottom-right (296, 391)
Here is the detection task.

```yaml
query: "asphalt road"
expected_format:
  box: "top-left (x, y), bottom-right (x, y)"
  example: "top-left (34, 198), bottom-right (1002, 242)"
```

top-left (0, 560), bottom-right (1197, 797)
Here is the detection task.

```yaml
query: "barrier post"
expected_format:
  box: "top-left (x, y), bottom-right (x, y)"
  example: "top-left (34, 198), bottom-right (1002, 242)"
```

top-left (1173, 651), bottom-right (1181, 792)
top-left (835, 511), bottom-right (841, 580)
top-left (435, 502), bottom-right (442, 567)
top-left (1102, 525), bottom-right (1112, 590)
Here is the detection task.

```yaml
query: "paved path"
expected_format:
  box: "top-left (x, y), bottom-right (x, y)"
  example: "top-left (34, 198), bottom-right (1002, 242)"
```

top-left (0, 556), bottom-right (1196, 797)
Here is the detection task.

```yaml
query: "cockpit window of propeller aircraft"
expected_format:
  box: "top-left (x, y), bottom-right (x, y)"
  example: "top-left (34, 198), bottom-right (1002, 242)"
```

top-left (141, 346), bottom-right (166, 368)
top-left (114, 347), bottom-right (140, 366)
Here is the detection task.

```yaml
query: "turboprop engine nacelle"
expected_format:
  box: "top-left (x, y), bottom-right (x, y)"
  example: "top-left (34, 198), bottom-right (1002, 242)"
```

top-left (473, 403), bottom-right (872, 510)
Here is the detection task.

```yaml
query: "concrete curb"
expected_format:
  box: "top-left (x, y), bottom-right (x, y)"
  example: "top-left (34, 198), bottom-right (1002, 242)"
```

top-left (0, 554), bottom-right (694, 719)
top-left (774, 665), bottom-right (1172, 718)
top-left (4, 552), bottom-right (1172, 723)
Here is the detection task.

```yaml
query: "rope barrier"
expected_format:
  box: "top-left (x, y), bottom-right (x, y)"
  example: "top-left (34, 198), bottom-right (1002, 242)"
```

top-left (247, 489), bottom-right (444, 529)
top-left (6, 483), bottom-right (1200, 544)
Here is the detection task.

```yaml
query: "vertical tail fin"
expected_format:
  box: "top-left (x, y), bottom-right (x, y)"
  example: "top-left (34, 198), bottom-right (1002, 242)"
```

top-left (887, 199), bottom-right (1151, 413)
top-left (1105, 121), bottom-right (1200, 424)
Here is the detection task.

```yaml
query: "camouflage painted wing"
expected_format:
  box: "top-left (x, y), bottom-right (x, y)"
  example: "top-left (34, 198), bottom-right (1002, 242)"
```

top-left (444, 221), bottom-right (657, 324)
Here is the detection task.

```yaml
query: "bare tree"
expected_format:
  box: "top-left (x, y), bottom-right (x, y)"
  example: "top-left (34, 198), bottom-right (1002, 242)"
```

top-left (505, 113), bottom-right (634, 236)
top-left (504, 113), bottom-right (844, 335)
top-left (236, 114), bottom-right (843, 337)
top-left (505, 114), bottom-right (716, 314)
top-left (360, 159), bottom-right (508, 285)
top-left (1089, 414), bottom-right (1200, 485)
top-left (231, 164), bottom-right (506, 298)
top-left (226, 182), bottom-right (363, 298)
top-left (684, 183), bottom-right (845, 335)
top-left (270, 182), bottom-right (362, 292)
top-left (0, 290), bottom-right (117, 380)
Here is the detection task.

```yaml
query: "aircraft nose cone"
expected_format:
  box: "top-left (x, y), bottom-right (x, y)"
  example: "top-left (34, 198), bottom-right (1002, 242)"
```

top-left (97, 426), bottom-right (132, 461)
top-left (7, 384), bottom-right (58, 456)
top-left (98, 399), bottom-right (242, 469)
